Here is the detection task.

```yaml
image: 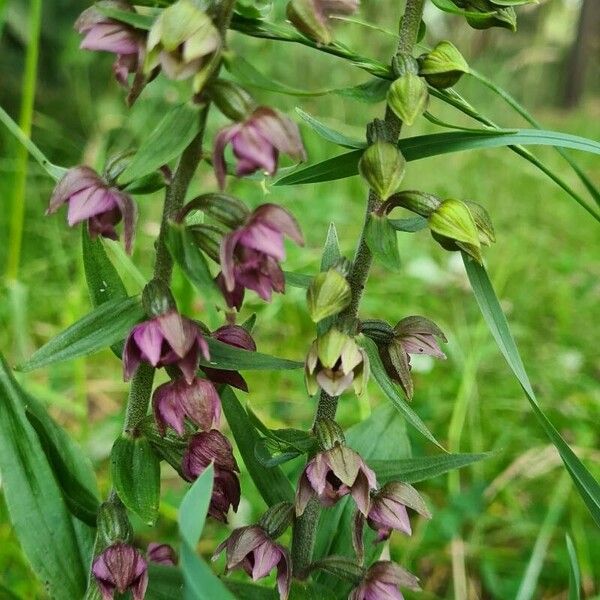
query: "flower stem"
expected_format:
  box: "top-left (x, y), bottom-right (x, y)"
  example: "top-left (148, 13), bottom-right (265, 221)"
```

top-left (291, 0), bottom-right (426, 578)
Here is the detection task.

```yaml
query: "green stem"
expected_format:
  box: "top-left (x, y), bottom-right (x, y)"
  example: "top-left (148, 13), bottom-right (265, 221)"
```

top-left (5, 0), bottom-right (42, 281)
top-left (290, 0), bottom-right (426, 577)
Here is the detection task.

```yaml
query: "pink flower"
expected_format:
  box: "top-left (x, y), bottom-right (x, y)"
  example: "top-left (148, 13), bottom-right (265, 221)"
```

top-left (296, 445), bottom-right (377, 516)
top-left (213, 107), bottom-right (306, 189)
top-left (152, 376), bottom-right (220, 435)
top-left (92, 543), bottom-right (148, 600)
top-left (47, 166), bottom-right (137, 252)
top-left (214, 526), bottom-right (291, 600)
top-left (147, 543), bottom-right (177, 566)
top-left (123, 310), bottom-right (209, 383)
top-left (220, 204), bottom-right (304, 302)
top-left (349, 561), bottom-right (420, 600)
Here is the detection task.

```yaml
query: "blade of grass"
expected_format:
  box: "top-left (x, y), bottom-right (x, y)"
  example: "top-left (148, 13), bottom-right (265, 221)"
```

top-left (566, 533), bottom-right (581, 600)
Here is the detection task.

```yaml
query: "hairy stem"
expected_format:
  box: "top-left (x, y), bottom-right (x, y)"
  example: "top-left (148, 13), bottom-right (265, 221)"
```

top-left (291, 0), bottom-right (426, 577)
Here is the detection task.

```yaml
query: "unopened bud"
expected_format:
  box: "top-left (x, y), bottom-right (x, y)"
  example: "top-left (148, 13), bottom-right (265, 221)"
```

top-left (385, 190), bottom-right (442, 217)
top-left (207, 79), bottom-right (255, 122)
top-left (178, 193), bottom-right (250, 229)
top-left (286, 0), bottom-right (358, 46)
top-left (142, 279), bottom-right (176, 317)
top-left (419, 41), bottom-right (469, 89)
top-left (314, 417), bottom-right (346, 451)
top-left (312, 556), bottom-right (365, 583)
top-left (463, 3), bottom-right (517, 32)
top-left (359, 141), bottom-right (406, 200)
top-left (464, 200), bottom-right (495, 246)
top-left (97, 500), bottom-right (133, 549)
top-left (258, 502), bottom-right (294, 539)
top-left (391, 54), bottom-right (419, 77)
top-left (387, 73), bottom-right (429, 127)
top-left (360, 319), bottom-right (394, 344)
top-left (188, 224), bottom-right (224, 262)
top-left (307, 268), bottom-right (351, 323)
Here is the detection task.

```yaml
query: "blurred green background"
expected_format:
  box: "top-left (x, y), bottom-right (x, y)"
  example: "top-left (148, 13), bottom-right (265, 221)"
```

top-left (0, 0), bottom-right (599, 598)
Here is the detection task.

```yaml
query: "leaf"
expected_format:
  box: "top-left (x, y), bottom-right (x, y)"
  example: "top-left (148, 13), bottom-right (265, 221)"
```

top-left (566, 534), bottom-right (581, 600)
top-left (296, 108), bottom-right (364, 149)
top-left (462, 255), bottom-right (600, 527)
top-left (18, 296), bottom-right (144, 372)
top-left (360, 336), bottom-right (445, 450)
top-left (0, 355), bottom-right (88, 598)
top-left (316, 223), bottom-right (343, 335)
top-left (220, 387), bottom-right (294, 505)
top-left (389, 215), bottom-right (428, 232)
top-left (369, 452), bottom-right (490, 484)
top-left (111, 435), bottom-right (161, 525)
top-left (178, 464), bottom-right (237, 600)
top-left (276, 128), bottom-right (600, 186)
top-left (146, 564), bottom-right (184, 600)
top-left (118, 103), bottom-right (203, 184)
top-left (431, 0), bottom-right (497, 18)
top-left (95, 4), bottom-right (156, 29)
top-left (364, 213), bottom-right (400, 271)
top-left (284, 270), bottom-right (313, 288)
top-left (201, 337), bottom-right (303, 371)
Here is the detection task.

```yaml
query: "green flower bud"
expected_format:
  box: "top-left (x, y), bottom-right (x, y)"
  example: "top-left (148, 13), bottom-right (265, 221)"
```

top-left (178, 193), bottom-right (250, 229)
top-left (419, 41), bottom-right (469, 89)
top-left (358, 141), bottom-right (406, 200)
top-left (312, 555), bottom-right (365, 584)
top-left (188, 223), bottom-right (225, 262)
top-left (307, 268), bottom-right (351, 323)
top-left (464, 200), bottom-right (495, 246)
top-left (465, 3), bottom-right (517, 32)
top-left (360, 319), bottom-right (394, 344)
top-left (207, 79), bottom-right (256, 122)
top-left (391, 54), bottom-right (419, 77)
top-left (387, 73), bottom-right (429, 127)
top-left (142, 279), bottom-right (177, 317)
top-left (258, 501), bottom-right (295, 539)
top-left (314, 417), bottom-right (346, 451)
top-left (96, 499), bottom-right (133, 549)
top-left (286, 0), bottom-right (358, 46)
top-left (385, 190), bottom-right (442, 217)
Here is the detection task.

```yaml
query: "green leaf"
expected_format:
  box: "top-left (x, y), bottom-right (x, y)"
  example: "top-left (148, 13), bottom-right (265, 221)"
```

top-left (146, 564), bottom-right (184, 600)
top-left (430, 0), bottom-right (496, 19)
top-left (369, 452), bottom-right (490, 483)
top-left (0, 355), bottom-right (88, 598)
top-left (111, 435), bottom-right (161, 525)
top-left (18, 296), bottom-right (144, 372)
top-left (364, 213), bottom-right (401, 271)
top-left (178, 464), bottom-right (236, 600)
top-left (284, 270), bottom-right (313, 288)
top-left (276, 128), bottom-right (600, 186)
top-left (296, 108), bottom-right (364, 149)
top-left (220, 387), bottom-right (294, 505)
top-left (201, 337), bottom-right (303, 371)
top-left (462, 255), bottom-right (600, 527)
top-left (566, 534), bottom-right (581, 600)
top-left (389, 215), bottom-right (428, 232)
top-left (360, 336), bottom-right (444, 450)
top-left (95, 4), bottom-right (156, 29)
top-left (316, 223), bottom-right (343, 335)
top-left (118, 103), bottom-right (203, 185)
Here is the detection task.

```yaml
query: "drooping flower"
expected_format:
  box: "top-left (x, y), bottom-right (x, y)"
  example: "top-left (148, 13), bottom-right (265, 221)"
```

top-left (220, 204), bottom-right (304, 302)
top-left (305, 328), bottom-right (369, 397)
top-left (47, 166), bottom-right (137, 252)
top-left (152, 376), bottom-right (220, 435)
top-left (92, 542), bottom-right (148, 600)
top-left (202, 324), bottom-right (257, 392)
top-left (75, 2), bottom-right (147, 104)
top-left (213, 107), bottom-right (306, 189)
top-left (287, 0), bottom-right (360, 45)
top-left (296, 445), bottom-right (377, 516)
top-left (366, 482), bottom-right (431, 542)
top-left (349, 561), bottom-right (420, 600)
top-left (209, 468), bottom-right (242, 522)
top-left (147, 543), bottom-right (178, 566)
top-left (215, 271), bottom-right (245, 311)
top-left (123, 310), bottom-right (209, 383)
top-left (214, 526), bottom-right (291, 600)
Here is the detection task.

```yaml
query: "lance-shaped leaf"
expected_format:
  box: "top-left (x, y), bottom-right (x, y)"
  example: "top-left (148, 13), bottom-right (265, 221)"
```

top-left (566, 534), bottom-right (581, 600)
top-left (146, 564), bottom-right (184, 600)
top-left (463, 254), bottom-right (600, 527)
top-left (364, 213), bottom-right (401, 271)
top-left (18, 296), bottom-right (145, 372)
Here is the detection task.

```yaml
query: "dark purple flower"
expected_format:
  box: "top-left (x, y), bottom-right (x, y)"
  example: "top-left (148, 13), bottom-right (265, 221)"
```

top-left (202, 324), bottom-right (257, 392)
top-left (47, 166), bottom-right (137, 252)
top-left (220, 204), bottom-right (304, 302)
top-left (92, 542), bottom-right (148, 600)
top-left (182, 430), bottom-right (241, 521)
top-left (123, 310), bottom-right (209, 383)
top-left (213, 107), bottom-right (306, 189)
top-left (213, 526), bottom-right (291, 600)
top-left (349, 561), bottom-right (420, 600)
top-left (147, 543), bottom-right (178, 566)
top-left (366, 482), bottom-right (431, 542)
top-left (152, 376), bottom-right (220, 436)
top-left (296, 445), bottom-right (377, 516)
top-left (215, 272), bottom-right (245, 311)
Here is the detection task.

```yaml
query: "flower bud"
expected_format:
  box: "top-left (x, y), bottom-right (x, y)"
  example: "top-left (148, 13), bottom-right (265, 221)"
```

top-left (391, 54), bottom-right (419, 78)
top-left (314, 417), bottom-right (346, 451)
top-left (387, 73), bottom-right (429, 126)
top-left (465, 200), bottom-right (496, 246)
top-left (384, 190), bottom-right (442, 217)
top-left (142, 279), bottom-right (177, 317)
top-left (419, 41), bottom-right (469, 89)
top-left (96, 500), bottom-right (133, 548)
top-left (428, 198), bottom-right (482, 263)
top-left (188, 224), bottom-right (225, 262)
top-left (358, 142), bottom-right (406, 200)
top-left (147, 543), bottom-right (178, 566)
top-left (312, 556), bottom-right (365, 584)
top-left (360, 319), bottom-right (394, 344)
top-left (207, 79), bottom-right (256, 121)
top-left (258, 501), bottom-right (295, 539)
top-left (306, 268), bottom-right (351, 323)
top-left (178, 193), bottom-right (250, 229)
top-left (460, 1), bottom-right (517, 32)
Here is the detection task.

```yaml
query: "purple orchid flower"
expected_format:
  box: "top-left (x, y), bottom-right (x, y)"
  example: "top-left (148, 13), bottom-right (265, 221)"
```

top-left (92, 542), bottom-right (148, 600)
top-left (349, 561), bottom-right (420, 600)
top-left (147, 543), bottom-right (177, 566)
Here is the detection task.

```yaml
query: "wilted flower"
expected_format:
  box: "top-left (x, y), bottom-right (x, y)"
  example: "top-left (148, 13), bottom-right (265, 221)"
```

top-left (213, 107), bottom-right (306, 189)
top-left (152, 376), bottom-right (220, 435)
top-left (220, 204), bottom-right (304, 302)
top-left (366, 482), bottom-right (431, 542)
top-left (305, 328), bottom-right (369, 397)
top-left (123, 310), bottom-right (210, 383)
top-left (147, 543), bottom-right (178, 566)
top-left (92, 542), bottom-right (148, 600)
top-left (146, 0), bottom-right (221, 91)
top-left (202, 324), bottom-right (257, 392)
top-left (287, 0), bottom-right (359, 45)
top-left (349, 561), bottom-right (420, 600)
top-left (47, 166), bottom-right (137, 252)
top-left (182, 430), bottom-right (240, 521)
top-left (75, 2), bottom-right (147, 103)
top-left (214, 526), bottom-right (291, 600)
top-left (296, 445), bottom-right (377, 516)
top-left (378, 316), bottom-right (446, 400)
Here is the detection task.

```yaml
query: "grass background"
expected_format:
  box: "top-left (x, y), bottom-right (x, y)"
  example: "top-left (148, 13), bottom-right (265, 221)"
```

top-left (0, 0), bottom-right (598, 598)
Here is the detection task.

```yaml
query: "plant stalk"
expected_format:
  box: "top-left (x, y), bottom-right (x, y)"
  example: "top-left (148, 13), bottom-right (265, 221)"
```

top-left (291, 0), bottom-right (426, 577)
